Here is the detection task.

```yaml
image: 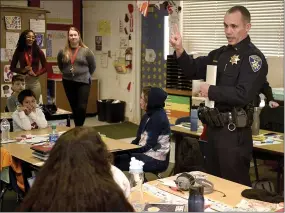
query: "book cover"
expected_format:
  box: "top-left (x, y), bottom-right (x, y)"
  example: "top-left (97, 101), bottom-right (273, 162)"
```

top-left (30, 143), bottom-right (54, 154)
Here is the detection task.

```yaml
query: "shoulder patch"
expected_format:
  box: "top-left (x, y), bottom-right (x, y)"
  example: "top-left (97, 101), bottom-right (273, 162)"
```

top-left (249, 55), bottom-right (262, 72)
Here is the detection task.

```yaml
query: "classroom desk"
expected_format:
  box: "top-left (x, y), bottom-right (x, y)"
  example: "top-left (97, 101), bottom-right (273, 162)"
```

top-left (1, 108), bottom-right (72, 130)
top-left (1, 126), bottom-right (139, 167)
top-left (171, 125), bottom-right (284, 192)
top-left (140, 171), bottom-right (250, 208)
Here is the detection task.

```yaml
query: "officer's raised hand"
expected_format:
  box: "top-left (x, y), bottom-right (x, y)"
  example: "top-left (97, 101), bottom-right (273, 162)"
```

top-left (169, 24), bottom-right (184, 57)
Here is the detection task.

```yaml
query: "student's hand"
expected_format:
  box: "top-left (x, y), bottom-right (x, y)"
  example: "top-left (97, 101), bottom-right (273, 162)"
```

top-left (169, 24), bottom-right (184, 57)
top-left (18, 106), bottom-right (31, 115)
top-left (269, 101), bottom-right (279, 108)
top-left (28, 70), bottom-right (37, 76)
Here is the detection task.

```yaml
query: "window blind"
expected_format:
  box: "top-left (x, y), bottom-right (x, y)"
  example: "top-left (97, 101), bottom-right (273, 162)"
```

top-left (181, 0), bottom-right (284, 57)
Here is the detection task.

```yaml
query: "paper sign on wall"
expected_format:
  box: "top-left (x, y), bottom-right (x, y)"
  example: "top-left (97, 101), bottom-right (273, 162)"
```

top-left (95, 36), bottom-right (102, 51)
top-left (30, 19), bottom-right (45, 33)
top-left (3, 65), bottom-right (16, 83)
top-left (46, 30), bottom-right (67, 62)
top-left (6, 32), bottom-right (19, 49)
top-left (120, 37), bottom-right (129, 49)
top-left (4, 16), bottom-right (21, 30)
top-left (97, 20), bottom-right (111, 36)
top-left (1, 84), bottom-right (13, 98)
top-left (1, 48), bottom-right (15, 62)
top-left (52, 66), bottom-right (61, 74)
top-left (35, 33), bottom-right (44, 47)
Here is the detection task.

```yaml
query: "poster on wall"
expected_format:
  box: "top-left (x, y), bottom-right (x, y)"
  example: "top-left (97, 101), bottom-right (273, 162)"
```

top-left (120, 37), bottom-right (129, 49)
top-left (1, 84), bottom-right (13, 98)
top-left (46, 30), bottom-right (67, 62)
top-left (0, 48), bottom-right (15, 62)
top-left (30, 19), bottom-right (46, 33)
top-left (95, 36), bottom-right (102, 51)
top-left (4, 16), bottom-right (21, 30)
top-left (40, 1), bottom-right (73, 24)
top-left (97, 20), bottom-right (111, 36)
top-left (35, 33), bottom-right (44, 47)
top-left (3, 65), bottom-right (16, 83)
top-left (6, 32), bottom-right (19, 49)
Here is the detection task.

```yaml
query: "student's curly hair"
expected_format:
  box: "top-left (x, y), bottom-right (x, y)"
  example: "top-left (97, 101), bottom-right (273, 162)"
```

top-left (18, 127), bottom-right (134, 212)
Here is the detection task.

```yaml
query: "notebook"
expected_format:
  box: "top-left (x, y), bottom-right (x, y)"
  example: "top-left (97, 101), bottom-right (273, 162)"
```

top-left (30, 143), bottom-right (54, 154)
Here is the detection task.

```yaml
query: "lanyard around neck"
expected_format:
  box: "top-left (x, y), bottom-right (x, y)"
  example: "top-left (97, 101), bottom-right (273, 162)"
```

top-left (70, 46), bottom-right (80, 65)
top-left (24, 51), bottom-right (32, 66)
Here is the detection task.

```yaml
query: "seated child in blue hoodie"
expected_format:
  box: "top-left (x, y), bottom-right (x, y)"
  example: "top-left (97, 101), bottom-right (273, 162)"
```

top-left (115, 86), bottom-right (170, 173)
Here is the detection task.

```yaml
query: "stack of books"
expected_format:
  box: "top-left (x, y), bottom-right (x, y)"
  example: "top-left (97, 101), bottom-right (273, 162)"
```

top-left (30, 143), bottom-right (54, 161)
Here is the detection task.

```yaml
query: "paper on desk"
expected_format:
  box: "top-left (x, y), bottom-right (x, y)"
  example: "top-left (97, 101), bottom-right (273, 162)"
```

top-left (143, 183), bottom-right (187, 204)
top-left (23, 136), bottom-right (49, 143)
top-left (34, 161), bottom-right (45, 167)
top-left (253, 141), bottom-right (281, 146)
top-left (205, 65), bottom-right (217, 108)
top-left (158, 179), bottom-right (177, 187)
top-left (235, 199), bottom-right (280, 212)
top-left (0, 139), bottom-right (16, 144)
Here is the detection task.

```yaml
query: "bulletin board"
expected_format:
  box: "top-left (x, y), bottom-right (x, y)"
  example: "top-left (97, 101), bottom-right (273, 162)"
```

top-left (46, 30), bottom-right (68, 62)
top-left (0, 5), bottom-right (49, 112)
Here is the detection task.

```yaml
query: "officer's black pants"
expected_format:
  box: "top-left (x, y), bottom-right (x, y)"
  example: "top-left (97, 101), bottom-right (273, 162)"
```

top-left (205, 126), bottom-right (252, 187)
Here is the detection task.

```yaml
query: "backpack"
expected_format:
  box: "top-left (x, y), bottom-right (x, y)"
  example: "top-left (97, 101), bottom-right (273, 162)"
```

top-left (175, 137), bottom-right (205, 174)
top-left (40, 104), bottom-right (57, 118)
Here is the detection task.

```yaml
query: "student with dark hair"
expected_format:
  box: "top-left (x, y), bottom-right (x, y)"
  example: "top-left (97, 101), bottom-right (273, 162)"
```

top-left (57, 27), bottom-right (96, 126)
top-left (12, 89), bottom-right (47, 131)
top-left (115, 86), bottom-right (171, 173)
top-left (7, 75), bottom-right (25, 112)
top-left (10, 30), bottom-right (47, 102)
top-left (18, 127), bottom-right (134, 212)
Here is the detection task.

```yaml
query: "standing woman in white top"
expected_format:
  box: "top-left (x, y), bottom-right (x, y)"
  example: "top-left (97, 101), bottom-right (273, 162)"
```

top-left (57, 27), bottom-right (96, 126)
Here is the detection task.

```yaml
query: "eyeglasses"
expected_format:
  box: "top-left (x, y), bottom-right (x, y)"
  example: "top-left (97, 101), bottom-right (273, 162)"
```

top-left (26, 36), bottom-right (35, 40)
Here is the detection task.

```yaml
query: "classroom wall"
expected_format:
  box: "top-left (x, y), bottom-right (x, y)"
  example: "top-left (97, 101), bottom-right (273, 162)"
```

top-left (83, 1), bottom-right (141, 123)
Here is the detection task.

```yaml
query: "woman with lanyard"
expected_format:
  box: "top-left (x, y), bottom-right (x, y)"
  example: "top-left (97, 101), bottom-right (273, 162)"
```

top-left (10, 30), bottom-right (47, 102)
top-left (57, 27), bottom-right (96, 126)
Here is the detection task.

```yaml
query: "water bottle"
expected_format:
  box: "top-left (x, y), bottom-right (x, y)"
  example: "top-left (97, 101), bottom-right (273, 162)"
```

top-left (252, 107), bottom-right (262, 135)
top-left (49, 124), bottom-right (59, 143)
top-left (1, 119), bottom-right (10, 142)
top-left (129, 157), bottom-right (145, 212)
top-left (188, 185), bottom-right (205, 212)
top-left (190, 109), bottom-right (198, 131)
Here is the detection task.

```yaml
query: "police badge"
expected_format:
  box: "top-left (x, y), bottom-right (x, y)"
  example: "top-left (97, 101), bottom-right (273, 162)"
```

top-left (249, 55), bottom-right (262, 72)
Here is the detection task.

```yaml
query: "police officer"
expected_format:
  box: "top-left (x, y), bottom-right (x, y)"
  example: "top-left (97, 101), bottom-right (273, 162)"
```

top-left (170, 5), bottom-right (268, 186)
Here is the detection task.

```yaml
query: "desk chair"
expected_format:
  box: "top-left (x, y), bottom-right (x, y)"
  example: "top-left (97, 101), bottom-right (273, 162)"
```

top-left (0, 167), bottom-right (25, 211)
top-left (4, 106), bottom-right (9, 112)
top-left (174, 137), bottom-right (205, 174)
top-left (175, 116), bottom-right (190, 125)
top-left (260, 106), bottom-right (284, 133)
top-left (151, 150), bottom-right (171, 179)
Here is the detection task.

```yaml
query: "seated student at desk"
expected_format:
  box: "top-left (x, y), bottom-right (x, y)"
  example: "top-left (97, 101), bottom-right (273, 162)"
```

top-left (12, 89), bottom-right (48, 131)
top-left (18, 127), bottom-right (134, 212)
top-left (7, 75), bottom-right (25, 112)
top-left (115, 86), bottom-right (170, 173)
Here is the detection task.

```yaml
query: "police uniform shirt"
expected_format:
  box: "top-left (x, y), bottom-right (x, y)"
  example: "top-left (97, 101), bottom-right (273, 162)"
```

top-left (175, 36), bottom-right (268, 112)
